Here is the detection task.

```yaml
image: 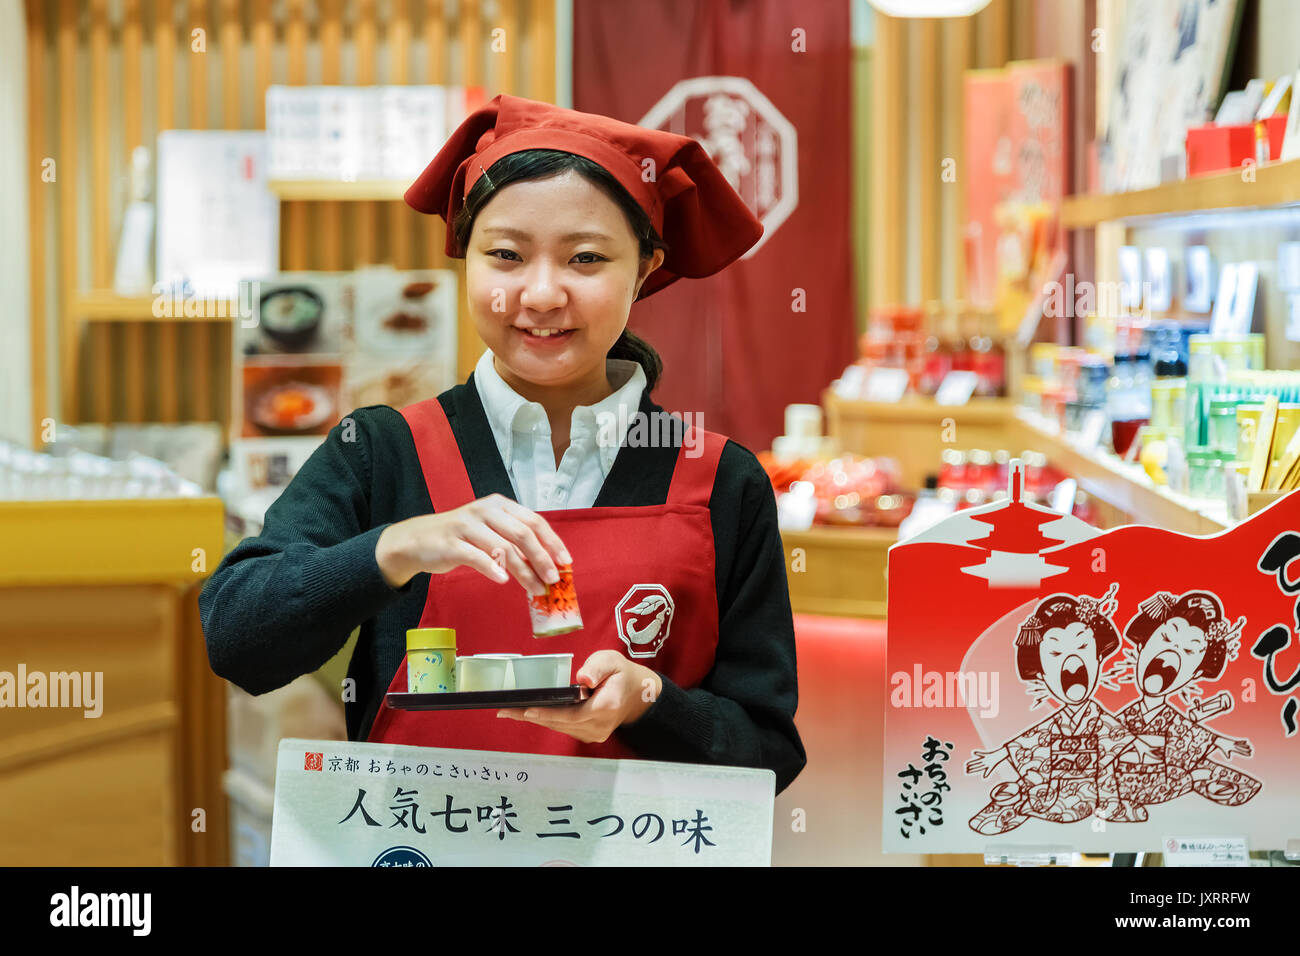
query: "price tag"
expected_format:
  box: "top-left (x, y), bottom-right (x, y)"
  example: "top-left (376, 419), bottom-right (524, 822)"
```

top-left (1162, 836), bottom-right (1249, 867)
top-left (833, 364), bottom-right (867, 399)
top-left (1226, 463), bottom-right (1248, 522)
top-left (935, 371), bottom-right (978, 406)
top-left (1049, 477), bottom-right (1078, 514)
top-left (864, 368), bottom-right (910, 403)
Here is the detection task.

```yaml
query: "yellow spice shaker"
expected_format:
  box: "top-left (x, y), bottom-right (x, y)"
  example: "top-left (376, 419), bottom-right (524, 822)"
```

top-left (407, 628), bottom-right (456, 693)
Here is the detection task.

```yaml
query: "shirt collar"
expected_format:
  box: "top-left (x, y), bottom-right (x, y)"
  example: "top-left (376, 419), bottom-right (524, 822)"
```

top-left (473, 350), bottom-right (647, 476)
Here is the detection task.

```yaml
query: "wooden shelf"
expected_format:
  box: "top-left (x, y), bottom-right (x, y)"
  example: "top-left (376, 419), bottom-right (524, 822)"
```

top-left (73, 291), bottom-right (241, 322)
top-left (824, 391), bottom-right (1016, 489)
top-left (0, 497), bottom-right (224, 586)
top-left (1060, 158), bottom-right (1300, 228)
top-left (267, 179), bottom-right (410, 201)
top-left (1008, 411), bottom-right (1229, 535)
top-left (823, 392), bottom-right (1013, 425)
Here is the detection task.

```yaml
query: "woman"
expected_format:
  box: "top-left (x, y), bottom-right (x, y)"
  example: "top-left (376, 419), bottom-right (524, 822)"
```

top-left (965, 585), bottom-right (1144, 834)
top-left (1113, 590), bottom-right (1259, 808)
top-left (200, 94), bottom-right (806, 794)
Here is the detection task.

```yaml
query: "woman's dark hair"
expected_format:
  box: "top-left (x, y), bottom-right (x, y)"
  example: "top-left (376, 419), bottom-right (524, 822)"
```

top-left (1124, 591), bottom-right (1229, 682)
top-left (452, 149), bottom-right (669, 392)
top-left (1014, 594), bottom-right (1121, 681)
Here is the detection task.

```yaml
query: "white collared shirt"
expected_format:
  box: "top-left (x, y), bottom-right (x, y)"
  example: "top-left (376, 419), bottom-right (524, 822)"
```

top-left (474, 349), bottom-right (647, 511)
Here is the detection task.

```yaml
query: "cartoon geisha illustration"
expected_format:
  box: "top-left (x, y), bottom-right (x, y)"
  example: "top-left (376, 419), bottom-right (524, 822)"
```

top-left (965, 584), bottom-right (1146, 834)
top-left (1112, 590), bottom-right (1261, 808)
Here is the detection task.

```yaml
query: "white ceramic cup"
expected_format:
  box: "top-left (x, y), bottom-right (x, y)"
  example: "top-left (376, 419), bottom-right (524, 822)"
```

top-left (512, 653), bottom-right (574, 689)
top-left (456, 654), bottom-right (517, 692)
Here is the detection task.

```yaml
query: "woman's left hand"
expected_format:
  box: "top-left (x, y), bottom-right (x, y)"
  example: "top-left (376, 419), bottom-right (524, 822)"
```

top-left (496, 650), bottom-right (663, 743)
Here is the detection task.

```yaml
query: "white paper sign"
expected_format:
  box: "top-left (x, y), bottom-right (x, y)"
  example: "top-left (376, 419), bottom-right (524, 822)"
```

top-left (935, 371), bottom-right (978, 406)
top-left (832, 364), bottom-right (867, 399)
top-left (1162, 835), bottom-right (1249, 867)
top-left (1209, 263), bottom-right (1238, 336)
top-left (1118, 245), bottom-right (1143, 309)
top-left (1229, 263), bottom-right (1259, 335)
top-left (864, 368), bottom-right (910, 403)
top-left (269, 738), bottom-right (775, 866)
top-left (1184, 246), bottom-right (1214, 314)
top-left (1143, 247), bottom-right (1173, 313)
top-left (1282, 69), bottom-right (1300, 162)
top-left (156, 130), bottom-right (278, 300)
top-left (1074, 408), bottom-right (1108, 452)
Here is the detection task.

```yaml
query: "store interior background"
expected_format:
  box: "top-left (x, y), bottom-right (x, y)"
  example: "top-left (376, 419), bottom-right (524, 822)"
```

top-left (2, 0), bottom-right (1299, 866)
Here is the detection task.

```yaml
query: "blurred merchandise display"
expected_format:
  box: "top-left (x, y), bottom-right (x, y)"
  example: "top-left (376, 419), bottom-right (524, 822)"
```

top-left (0, 438), bottom-right (206, 500)
top-left (833, 302), bottom-right (1006, 402)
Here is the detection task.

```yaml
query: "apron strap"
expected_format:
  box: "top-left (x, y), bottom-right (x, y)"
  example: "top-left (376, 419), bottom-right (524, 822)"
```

top-left (401, 397), bottom-right (476, 513)
top-left (666, 425), bottom-right (726, 508)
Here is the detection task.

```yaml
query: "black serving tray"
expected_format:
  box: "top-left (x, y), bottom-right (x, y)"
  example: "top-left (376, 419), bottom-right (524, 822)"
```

top-left (384, 685), bottom-right (588, 711)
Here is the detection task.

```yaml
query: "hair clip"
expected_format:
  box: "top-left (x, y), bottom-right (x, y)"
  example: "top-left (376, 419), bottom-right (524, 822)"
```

top-left (479, 163), bottom-right (494, 190)
top-left (1138, 590), bottom-right (1176, 621)
top-left (1208, 615), bottom-right (1247, 660)
top-left (1078, 582), bottom-right (1120, 621)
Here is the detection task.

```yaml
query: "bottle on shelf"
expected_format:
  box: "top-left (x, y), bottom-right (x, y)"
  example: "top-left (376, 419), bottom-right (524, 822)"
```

top-left (1153, 325), bottom-right (1187, 378)
top-left (1107, 352), bottom-right (1151, 458)
top-left (918, 300), bottom-right (950, 396)
top-left (948, 301), bottom-right (972, 375)
top-left (969, 309), bottom-right (1003, 398)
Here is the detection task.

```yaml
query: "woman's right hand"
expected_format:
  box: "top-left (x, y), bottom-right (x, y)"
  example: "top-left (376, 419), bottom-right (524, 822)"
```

top-left (375, 494), bottom-right (572, 594)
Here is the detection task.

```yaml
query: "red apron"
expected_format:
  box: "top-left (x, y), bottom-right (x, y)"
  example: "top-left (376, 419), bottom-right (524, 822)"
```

top-left (366, 396), bottom-right (723, 759)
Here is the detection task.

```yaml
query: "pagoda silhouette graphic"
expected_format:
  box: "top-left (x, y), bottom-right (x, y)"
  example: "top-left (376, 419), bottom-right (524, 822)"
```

top-left (960, 460), bottom-right (1074, 588)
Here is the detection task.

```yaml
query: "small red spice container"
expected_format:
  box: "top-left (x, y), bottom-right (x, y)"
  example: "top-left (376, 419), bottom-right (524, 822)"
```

top-left (528, 563), bottom-right (583, 637)
top-left (1185, 122), bottom-right (1256, 176)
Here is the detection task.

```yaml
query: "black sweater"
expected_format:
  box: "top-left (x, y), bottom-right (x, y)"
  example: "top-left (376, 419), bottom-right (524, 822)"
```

top-left (199, 374), bottom-right (806, 794)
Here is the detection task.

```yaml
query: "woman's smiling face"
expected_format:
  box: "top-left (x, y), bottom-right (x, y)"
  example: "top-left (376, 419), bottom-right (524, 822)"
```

top-left (1137, 616), bottom-right (1208, 697)
top-left (464, 168), bottom-right (664, 390)
top-left (1040, 622), bottom-right (1100, 704)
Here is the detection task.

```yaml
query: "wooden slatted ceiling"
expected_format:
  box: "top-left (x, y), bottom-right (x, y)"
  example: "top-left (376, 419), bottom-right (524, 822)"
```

top-left (867, 2), bottom-right (1034, 311)
top-left (25, 0), bottom-right (49, 439)
top-left (26, 0), bottom-right (556, 441)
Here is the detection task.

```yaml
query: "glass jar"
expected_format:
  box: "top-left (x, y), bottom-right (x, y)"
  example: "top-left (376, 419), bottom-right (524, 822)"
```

top-left (1186, 451), bottom-right (1213, 498)
top-left (1208, 399), bottom-right (1239, 456)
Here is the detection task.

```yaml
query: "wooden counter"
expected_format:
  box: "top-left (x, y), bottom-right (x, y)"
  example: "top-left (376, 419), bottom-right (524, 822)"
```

top-left (0, 497), bottom-right (227, 866)
top-left (782, 526), bottom-right (895, 619)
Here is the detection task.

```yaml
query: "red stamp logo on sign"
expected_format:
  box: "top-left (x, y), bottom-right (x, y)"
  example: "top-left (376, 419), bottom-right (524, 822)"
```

top-left (305, 752), bottom-right (323, 771)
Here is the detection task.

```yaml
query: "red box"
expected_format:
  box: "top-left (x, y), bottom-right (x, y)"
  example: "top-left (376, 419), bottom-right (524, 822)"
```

top-left (1185, 122), bottom-right (1256, 177)
top-left (1264, 114), bottom-right (1288, 161)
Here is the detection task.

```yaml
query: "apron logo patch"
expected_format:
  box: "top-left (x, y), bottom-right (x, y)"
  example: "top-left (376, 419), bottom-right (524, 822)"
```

top-left (615, 585), bottom-right (675, 658)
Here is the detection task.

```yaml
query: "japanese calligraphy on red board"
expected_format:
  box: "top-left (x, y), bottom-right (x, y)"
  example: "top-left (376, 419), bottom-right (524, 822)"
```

top-left (883, 461), bottom-right (1300, 854)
